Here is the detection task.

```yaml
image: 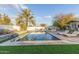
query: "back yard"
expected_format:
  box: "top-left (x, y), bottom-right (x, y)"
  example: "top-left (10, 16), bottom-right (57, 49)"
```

top-left (0, 45), bottom-right (79, 54)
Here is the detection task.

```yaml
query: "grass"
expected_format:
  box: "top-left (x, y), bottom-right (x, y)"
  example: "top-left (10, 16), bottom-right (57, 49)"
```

top-left (0, 45), bottom-right (79, 54)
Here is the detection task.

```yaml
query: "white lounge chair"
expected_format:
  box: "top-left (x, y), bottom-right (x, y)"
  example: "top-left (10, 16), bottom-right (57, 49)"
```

top-left (58, 30), bottom-right (69, 35)
top-left (63, 31), bottom-right (79, 37)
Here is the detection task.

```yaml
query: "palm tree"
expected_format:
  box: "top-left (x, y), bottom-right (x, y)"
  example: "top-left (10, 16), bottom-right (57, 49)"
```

top-left (16, 9), bottom-right (36, 31)
top-left (21, 9), bottom-right (36, 26)
top-left (16, 16), bottom-right (27, 31)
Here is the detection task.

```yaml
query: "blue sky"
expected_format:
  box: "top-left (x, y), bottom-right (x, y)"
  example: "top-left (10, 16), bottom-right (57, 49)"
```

top-left (0, 4), bottom-right (79, 26)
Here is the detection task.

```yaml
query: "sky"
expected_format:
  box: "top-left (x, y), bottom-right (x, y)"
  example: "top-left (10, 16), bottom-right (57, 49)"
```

top-left (0, 4), bottom-right (79, 26)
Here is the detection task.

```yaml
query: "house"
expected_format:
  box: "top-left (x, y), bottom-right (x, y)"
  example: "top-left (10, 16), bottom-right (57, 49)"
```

top-left (66, 19), bottom-right (79, 31)
top-left (27, 26), bottom-right (45, 32)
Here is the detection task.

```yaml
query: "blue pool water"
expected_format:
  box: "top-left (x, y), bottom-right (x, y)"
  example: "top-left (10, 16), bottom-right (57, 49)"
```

top-left (27, 33), bottom-right (59, 41)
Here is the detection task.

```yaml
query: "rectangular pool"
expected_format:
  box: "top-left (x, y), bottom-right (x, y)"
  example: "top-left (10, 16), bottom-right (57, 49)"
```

top-left (22, 33), bottom-right (60, 41)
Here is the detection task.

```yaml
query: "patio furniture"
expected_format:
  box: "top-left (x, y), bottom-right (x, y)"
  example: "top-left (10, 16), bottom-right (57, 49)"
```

top-left (57, 30), bottom-right (69, 35)
top-left (63, 31), bottom-right (79, 37)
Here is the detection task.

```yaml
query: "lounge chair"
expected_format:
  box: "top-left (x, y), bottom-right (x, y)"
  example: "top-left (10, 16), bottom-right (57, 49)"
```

top-left (63, 31), bottom-right (79, 37)
top-left (57, 30), bottom-right (69, 35)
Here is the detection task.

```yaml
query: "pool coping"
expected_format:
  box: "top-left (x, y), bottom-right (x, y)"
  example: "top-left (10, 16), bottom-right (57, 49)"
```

top-left (0, 31), bottom-right (79, 46)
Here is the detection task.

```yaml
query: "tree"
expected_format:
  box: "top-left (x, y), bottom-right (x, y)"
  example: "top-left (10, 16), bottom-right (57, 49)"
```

top-left (21, 9), bottom-right (36, 26)
top-left (53, 14), bottom-right (76, 30)
top-left (1, 14), bottom-right (12, 25)
top-left (40, 24), bottom-right (47, 27)
top-left (0, 19), bottom-right (3, 25)
top-left (16, 9), bottom-right (36, 31)
top-left (0, 14), bottom-right (12, 25)
top-left (29, 16), bottom-right (36, 26)
top-left (40, 23), bottom-right (47, 29)
top-left (16, 17), bottom-right (27, 31)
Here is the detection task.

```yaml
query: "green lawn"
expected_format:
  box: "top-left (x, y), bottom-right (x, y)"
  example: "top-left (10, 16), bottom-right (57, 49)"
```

top-left (0, 45), bottom-right (79, 54)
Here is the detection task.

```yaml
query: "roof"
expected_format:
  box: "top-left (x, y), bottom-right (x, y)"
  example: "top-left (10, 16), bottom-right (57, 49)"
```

top-left (70, 18), bottom-right (79, 22)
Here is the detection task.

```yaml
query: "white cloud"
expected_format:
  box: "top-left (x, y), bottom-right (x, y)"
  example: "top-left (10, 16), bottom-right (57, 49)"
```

top-left (10, 4), bottom-right (28, 13)
top-left (20, 5), bottom-right (28, 10)
top-left (74, 14), bottom-right (79, 17)
top-left (43, 16), bottom-right (52, 19)
top-left (0, 4), bottom-right (28, 13)
top-left (10, 4), bottom-right (21, 12)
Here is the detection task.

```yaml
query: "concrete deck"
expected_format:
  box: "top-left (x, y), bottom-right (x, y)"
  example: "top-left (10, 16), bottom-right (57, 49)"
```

top-left (0, 31), bottom-right (79, 46)
top-left (48, 31), bottom-right (79, 43)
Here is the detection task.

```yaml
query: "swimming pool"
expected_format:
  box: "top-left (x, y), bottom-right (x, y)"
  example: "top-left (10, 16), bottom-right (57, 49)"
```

top-left (22, 33), bottom-right (60, 41)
